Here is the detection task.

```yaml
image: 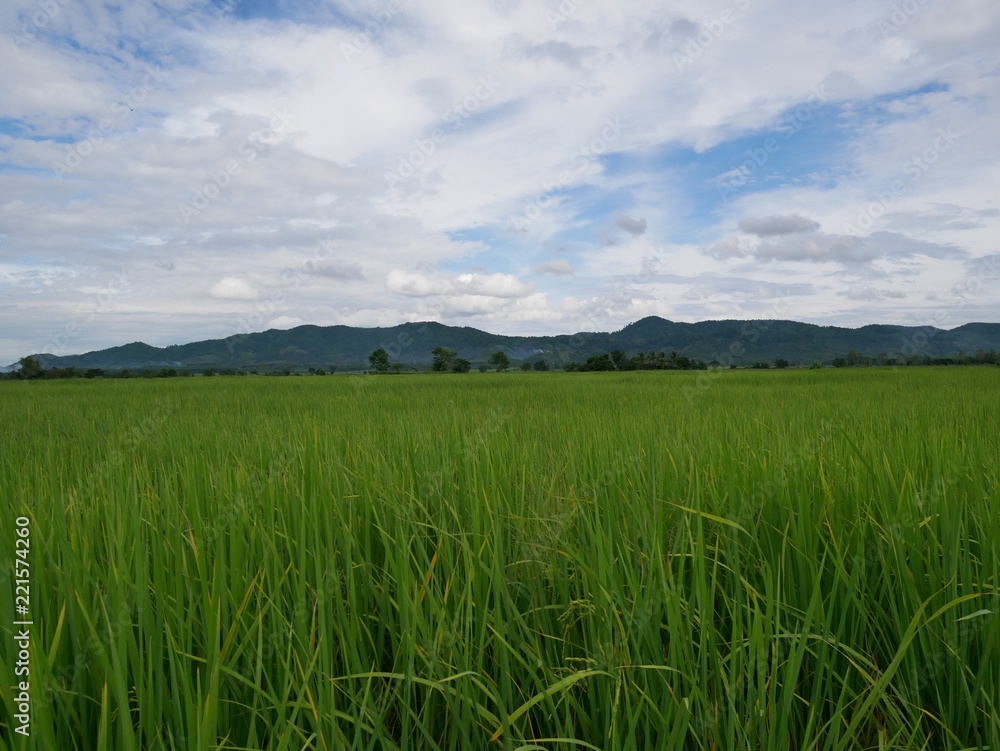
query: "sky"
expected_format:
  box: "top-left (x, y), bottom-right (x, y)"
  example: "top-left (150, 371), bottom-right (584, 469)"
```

top-left (1, 0), bottom-right (998, 364)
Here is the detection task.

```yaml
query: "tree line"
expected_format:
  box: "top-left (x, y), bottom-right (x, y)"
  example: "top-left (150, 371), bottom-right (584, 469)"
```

top-left (563, 349), bottom-right (710, 371)
top-left (830, 349), bottom-right (1000, 368)
top-left (8, 346), bottom-right (997, 382)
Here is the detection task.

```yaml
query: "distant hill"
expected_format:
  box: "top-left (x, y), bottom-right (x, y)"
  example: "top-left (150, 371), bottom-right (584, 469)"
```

top-left (11, 317), bottom-right (1000, 371)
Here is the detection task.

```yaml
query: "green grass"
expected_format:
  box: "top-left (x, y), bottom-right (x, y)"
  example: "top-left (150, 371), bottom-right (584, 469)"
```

top-left (1, 367), bottom-right (998, 750)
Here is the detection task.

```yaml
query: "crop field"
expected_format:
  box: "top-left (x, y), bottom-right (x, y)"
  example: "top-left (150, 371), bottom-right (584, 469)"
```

top-left (0, 367), bottom-right (998, 750)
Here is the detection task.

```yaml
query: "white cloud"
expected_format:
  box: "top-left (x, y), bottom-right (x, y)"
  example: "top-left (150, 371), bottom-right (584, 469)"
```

top-left (208, 277), bottom-right (259, 300)
top-left (384, 270), bottom-right (450, 297)
top-left (267, 315), bottom-right (305, 328)
top-left (452, 272), bottom-right (533, 298)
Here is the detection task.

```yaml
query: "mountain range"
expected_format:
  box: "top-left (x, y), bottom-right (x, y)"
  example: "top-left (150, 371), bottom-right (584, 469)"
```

top-left (8, 317), bottom-right (1000, 372)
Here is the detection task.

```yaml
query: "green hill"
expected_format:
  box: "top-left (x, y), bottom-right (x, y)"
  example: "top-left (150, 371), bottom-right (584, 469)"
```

top-left (13, 317), bottom-right (1000, 371)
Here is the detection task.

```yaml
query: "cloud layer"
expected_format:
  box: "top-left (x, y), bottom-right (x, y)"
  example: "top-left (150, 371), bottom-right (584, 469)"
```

top-left (1, 0), bottom-right (998, 362)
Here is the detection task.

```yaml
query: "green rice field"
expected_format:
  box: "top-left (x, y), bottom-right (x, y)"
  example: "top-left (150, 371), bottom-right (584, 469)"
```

top-left (1, 367), bottom-right (998, 750)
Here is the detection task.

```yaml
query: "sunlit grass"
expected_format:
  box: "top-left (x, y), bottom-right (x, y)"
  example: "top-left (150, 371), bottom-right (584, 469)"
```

top-left (0, 367), bottom-right (998, 749)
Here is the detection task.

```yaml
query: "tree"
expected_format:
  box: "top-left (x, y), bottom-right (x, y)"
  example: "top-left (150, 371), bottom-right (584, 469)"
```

top-left (774, 358), bottom-right (789, 369)
top-left (488, 351), bottom-right (510, 372)
top-left (846, 349), bottom-right (867, 367)
top-left (610, 349), bottom-right (627, 370)
top-left (452, 358), bottom-right (471, 373)
top-left (520, 361), bottom-right (532, 371)
top-left (584, 353), bottom-right (614, 371)
top-left (17, 356), bottom-right (44, 380)
top-left (432, 347), bottom-right (458, 372)
top-left (369, 348), bottom-right (391, 373)
top-left (478, 363), bottom-right (489, 373)
top-left (533, 360), bottom-right (549, 371)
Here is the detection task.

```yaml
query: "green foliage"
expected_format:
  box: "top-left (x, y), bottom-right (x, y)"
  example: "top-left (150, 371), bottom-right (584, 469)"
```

top-left (17, 355), bottom-right (44, 379)
top-left (431, 346), bottom-right (458, 372)
top-left (488, 351), bottom-right (510, 372)
top-left (774, 358), bottom-right (789, 368)
top-left (532, 359), bottom-right (549, 371)
top-left (0, 370), bottom-right (998, 749)
top-left (519, 361), bottom-right (532, 371)
top-left (452, 358), bottom-right (471, 373)
top-left (368, 347), bottom-right (391, 373)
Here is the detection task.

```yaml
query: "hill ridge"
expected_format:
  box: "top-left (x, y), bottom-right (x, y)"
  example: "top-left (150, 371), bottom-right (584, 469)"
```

top-left (9, 316), bottom-right (1000, 371)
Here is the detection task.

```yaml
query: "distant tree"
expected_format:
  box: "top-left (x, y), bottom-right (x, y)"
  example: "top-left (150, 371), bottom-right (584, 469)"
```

top-left (846, 349), bottom-right (867, 367)
top-left (369, 348), bottom-right (391, 373)
top-left (488, 351), bottom-right (510, 372)
top-left (709, 360), bottom-right (721, 369)
top-left (584, 353), bottom-right (614, 371)
top-left (17, 356), bottom-right (44, 380)
top-left (452, 358), bottom-right (471, 373)
top-left (478, 363), bottom-right (489, 373)
top-left (610, 349), bottom-right (627, 370)
top-left (831, 357), bottom-right (848, 368)
top-left (315, 369), bottom-right (327, 376)
top-left (751, 361), bottom-right (771, 369)
top-left (533, 360), bottom-right (549, 371)
top-left (809, 361), bottom-right (823, 369)
top-left (203, 369), bottom-right (216, 377)
top-left (519, 361), bottom-right (532, 371)
top-left (431, 347), bottom-right (458, 372)
top-left (774, 358), bottom-right (789, 369)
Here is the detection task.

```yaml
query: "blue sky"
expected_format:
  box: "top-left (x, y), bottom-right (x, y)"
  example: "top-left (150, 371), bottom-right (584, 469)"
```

top-left (0, 0), bottom-right (998, 363)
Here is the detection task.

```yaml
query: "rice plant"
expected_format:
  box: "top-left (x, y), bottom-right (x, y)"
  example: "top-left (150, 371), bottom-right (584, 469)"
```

top-left (0, 367), bottom-right (997, 750)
